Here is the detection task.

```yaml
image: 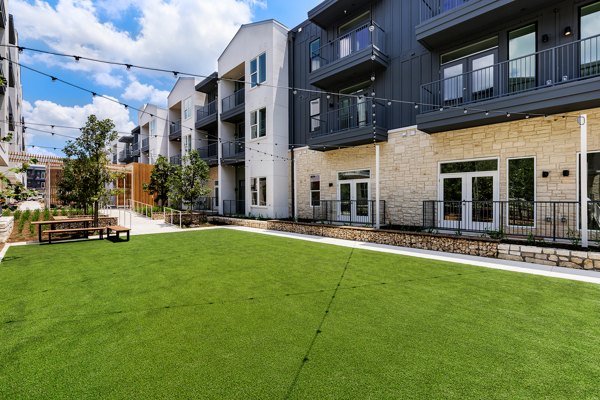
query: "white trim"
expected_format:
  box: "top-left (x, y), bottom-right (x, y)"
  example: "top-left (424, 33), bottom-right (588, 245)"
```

top-left (309, 173), bottom-right (321, 208)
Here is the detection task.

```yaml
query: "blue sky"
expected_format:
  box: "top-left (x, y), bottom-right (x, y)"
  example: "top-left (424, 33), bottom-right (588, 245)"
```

top-left (13, 0), bottom-right (321, 156)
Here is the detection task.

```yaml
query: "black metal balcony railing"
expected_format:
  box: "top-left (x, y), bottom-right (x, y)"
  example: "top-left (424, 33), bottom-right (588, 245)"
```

top-left (221, 89), bottom-right (245, 113)
top-left (222, 140), bottom-right (245, 159)
top-left (198, 143), bottom-right (219, 159)
top-left (170, 120), bottom-right (182, 136)
top-left (420, 0), bottom-right (470, 22)
top-left (312, 200), bottom-right (387, 227)
top-left (312, 23), bottom-right (386, 71)
top-left (197, 100), bottom-right (217, 120)
top-left (421, 33), bottom-right (600, 113)
top-left (132, 142), bottom-right (140, 153)
top-left (311, 99), bottom-right (387, 138)
top-left (423, 200), bottom-right (600, 243)
top-left (141, 138), bottom-right (150, 152)
top-left (223, 200), bottom-right (246, 216)
top-left (191, 196), bottom-right (218, 213)
top-left (118, 148), bottom-right (132, 163)
top-left (170, 155), bottom-right (182, 166)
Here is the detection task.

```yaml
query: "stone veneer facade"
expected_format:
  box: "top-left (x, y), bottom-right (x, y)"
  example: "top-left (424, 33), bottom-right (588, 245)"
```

top-left (292, 108), bottom-right (600, 227)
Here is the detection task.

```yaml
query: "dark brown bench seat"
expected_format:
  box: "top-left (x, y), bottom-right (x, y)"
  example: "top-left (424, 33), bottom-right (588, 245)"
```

top-left (43, 227), bottom-right (105, 244)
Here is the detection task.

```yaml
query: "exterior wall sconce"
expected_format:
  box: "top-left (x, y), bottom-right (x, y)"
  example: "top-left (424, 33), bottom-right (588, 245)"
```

top-left (542, 34), bottom-right (549, 43)
top-left (563, 170), bottom-right (570, 177)
top-left (542, 171), bottom-right (550, 178)
top-left (564, 26), bottom-right (572, 37)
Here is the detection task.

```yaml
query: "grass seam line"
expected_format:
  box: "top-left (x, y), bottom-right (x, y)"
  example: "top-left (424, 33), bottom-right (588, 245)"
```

top-left (283, 247), bottom-right (355, 400)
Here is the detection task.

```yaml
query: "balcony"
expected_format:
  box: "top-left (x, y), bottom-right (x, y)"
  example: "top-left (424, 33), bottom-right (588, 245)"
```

top-left (169, 120), bottom-right (182, 141)
top-left (308, 99), bottom-right (388, 150)
top-left (197, 143), bottom-right (219, 167)
top-left (118, 148), bottom-right (133, 164)
top-left (170, 155), bottom-right (182, 166)
top-left (141, 138), bottom-right (150, 152)
top-left (118, 134), bottom-right (134, 144)
top-left (418, 34), bottom-right (600, 133)
top-left (221, 89), bottom-right (245, 123)
top-left (196, 100), bottom-right (218, 130)
top-left (308, 0), bottom-right (369, 28)
top-left (309, 23), bottom-right (388, 89)
top-left (221, 140), bottom-right (245, 165)
top-left (8, 64), bottom-right (15, 88)
top-left (132, 141), bottom-right (140, 156)
top-left (416, 0), bottom-right (552, 49)
top-left (0, 66), bottom-right (5, 95)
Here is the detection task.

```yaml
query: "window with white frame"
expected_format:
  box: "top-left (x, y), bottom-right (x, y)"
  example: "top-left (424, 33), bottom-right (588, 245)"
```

top-left (250, 108), bottom-right (267, 139)
top-left (310, 99), bottom-right (321, 132)
top-left (310, 174), bottom-right (320, 207)
top-left (508, 157), bottom-right (535, 227)
top-left (184, 135), bottom-right (192, 152)
top-left (183, 97), bottom-right (193, 120)
top-left (149, 119), bottom-right (156, 136)
top-left (251, 177), bottom-right (267, 206)
top-left (250, 53), bottom-right (267, 88)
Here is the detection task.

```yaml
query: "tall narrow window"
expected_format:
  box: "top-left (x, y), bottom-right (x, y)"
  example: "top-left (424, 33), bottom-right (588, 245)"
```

top-left (581, 2), bottom-right (600, 77)
top-left (508, 158), bottom-right (535, 226)
top-left (310, 175), bottom-right (321, 207)
top-left (250, 177), bottom-right (267, 206)
top-left (149, 119), bottom-right (156, 136)
top-left (508, 25), bottom-right (536, 92)
top-left (184, 135), bottom-right (192, 152)
top-left (250, 53), bottom-right (267, 87)
top-left (250, 108), bottom-right (267, 139)
top-left (183, 97), bottom-right (193, 120)
top-left (310, 38), bottom-right (321, 71)
top-left (214, 180), bottom-right (219, 207)
top-left (310, 99), bottom-right (321, 132)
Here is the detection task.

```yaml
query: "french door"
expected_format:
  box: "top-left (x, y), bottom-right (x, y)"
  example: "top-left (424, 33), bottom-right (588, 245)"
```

top-left (338, 180), bottom-right (370, 223)
top-left (442, 49), bottom-right (497, 106)
top-left (439, 171), bottom-right (499, 231)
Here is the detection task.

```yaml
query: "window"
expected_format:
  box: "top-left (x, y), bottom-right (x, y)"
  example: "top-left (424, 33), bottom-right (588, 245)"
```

top-left (149, 119), bottom-right (156, 135)
top-left (310, 175), bottom-right (320, 207)
top-left (250, 53), bottom-right (267, 88)
top-left (338, 170), bottom-right (371, 180)
top-left (508, 158), bottom-right (535, 226)
top-left (508, 25), bottom-right (536, 92)
top-left (183, 97), bottom-right (193, 120)
top-left (440, 159), bottom-right (498, 174)
top-left (581, 2), bottom-right (600, 76)
top-left (310, 99), bottom-right (321, 132)
top-left (310, 38), bottom-right (321, 71)
top-left (250, 108), bottom-right (266, 139)
top-left (214, 181), bottom-right (219, 207)
top-left (184, 135), bottom-right (192, 152)
top-left (251, 177), bottom-right (267, 206)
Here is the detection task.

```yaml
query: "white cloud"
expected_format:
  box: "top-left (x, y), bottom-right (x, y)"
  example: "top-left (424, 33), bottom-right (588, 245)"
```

top-left (23, 97), bottom-right (136, 141)
top-left (122, 78), bottom-right (169, 108)
top-left (12, 0), bottom-right (258, 84)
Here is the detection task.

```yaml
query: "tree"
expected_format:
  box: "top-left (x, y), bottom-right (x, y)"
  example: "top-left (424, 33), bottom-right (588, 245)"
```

top-left (58, 115), bottom-right (119, 226)
top-left (0, 159), bottom-right (38, 212)
top-left (168, 150), bottom-right (210, 212)
top-left (143, 155), bottom-right (173, 207)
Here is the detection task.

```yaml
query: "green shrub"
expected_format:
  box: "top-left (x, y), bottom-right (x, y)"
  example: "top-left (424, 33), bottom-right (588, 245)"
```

top-left (13, 210), bottom-right (21, 222)
top-left (18, 210), bottom-right (30, 233)
top-left (2, 209), bottom-right (11, 217)
top-left (43, 208), bottom-right (51, 221)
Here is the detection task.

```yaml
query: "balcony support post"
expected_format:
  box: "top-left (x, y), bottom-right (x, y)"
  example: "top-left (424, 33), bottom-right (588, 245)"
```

top-left (375, 144), bottom-right (381, 229)
top-left (580, 114), bottom-right (589, 248)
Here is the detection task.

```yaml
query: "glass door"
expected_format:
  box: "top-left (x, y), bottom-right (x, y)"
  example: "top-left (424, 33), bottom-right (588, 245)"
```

top-left (439, 172), bottom-right (498, 231)
top-left (338, 180), bottom-right (370, 223)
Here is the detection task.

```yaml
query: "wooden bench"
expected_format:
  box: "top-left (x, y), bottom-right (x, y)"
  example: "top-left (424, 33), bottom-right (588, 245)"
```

top-left (43, 227), bottom-right (105, 244)
top-left (106, 225), bottom-right (131, 241)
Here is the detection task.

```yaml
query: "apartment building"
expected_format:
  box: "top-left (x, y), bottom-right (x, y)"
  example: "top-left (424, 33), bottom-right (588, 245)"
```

top-left (217, 20), bottom-right (290, 219)
top-left (135, 104), bottom-right (168, 165)
top-left (287, 0), bottom-right (600, 241)
top-left (0, 4), bottom-right (25, 184)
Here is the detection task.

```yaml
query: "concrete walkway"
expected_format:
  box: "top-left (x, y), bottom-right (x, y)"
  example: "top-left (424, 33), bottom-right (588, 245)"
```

top-left (104, 208), bottom-right (184, 236)
top-left (224, 226), bottom-right (600, 285)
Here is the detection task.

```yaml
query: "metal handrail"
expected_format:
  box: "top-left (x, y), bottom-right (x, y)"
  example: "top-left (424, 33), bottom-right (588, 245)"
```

top-left (311, 99), bottom-right (387, 138)
top-left (420, 0), bottom-right (470, 22)
top-left (311, 22), bottom-right (386, 71)
top-left (420, 33), bottom-right (600, 113)
top-left (222, 89), bottom-right (245, 113)
top-left (196, 100), bottom-right (217, 120)
top-left (170, 120), bottom-right (182, 136)
top-left (163, 207), bottom-right (183, 229)
top-left (129, 199), bottom-right (156, 219)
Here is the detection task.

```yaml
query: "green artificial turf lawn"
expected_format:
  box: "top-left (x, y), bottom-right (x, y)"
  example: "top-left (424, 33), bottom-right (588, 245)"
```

top-left (1, 229), bottom-right (600, 399)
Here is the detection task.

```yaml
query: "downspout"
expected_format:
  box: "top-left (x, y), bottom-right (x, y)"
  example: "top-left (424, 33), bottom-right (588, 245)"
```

top-left (289, 31), bottom-right (297, 220)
